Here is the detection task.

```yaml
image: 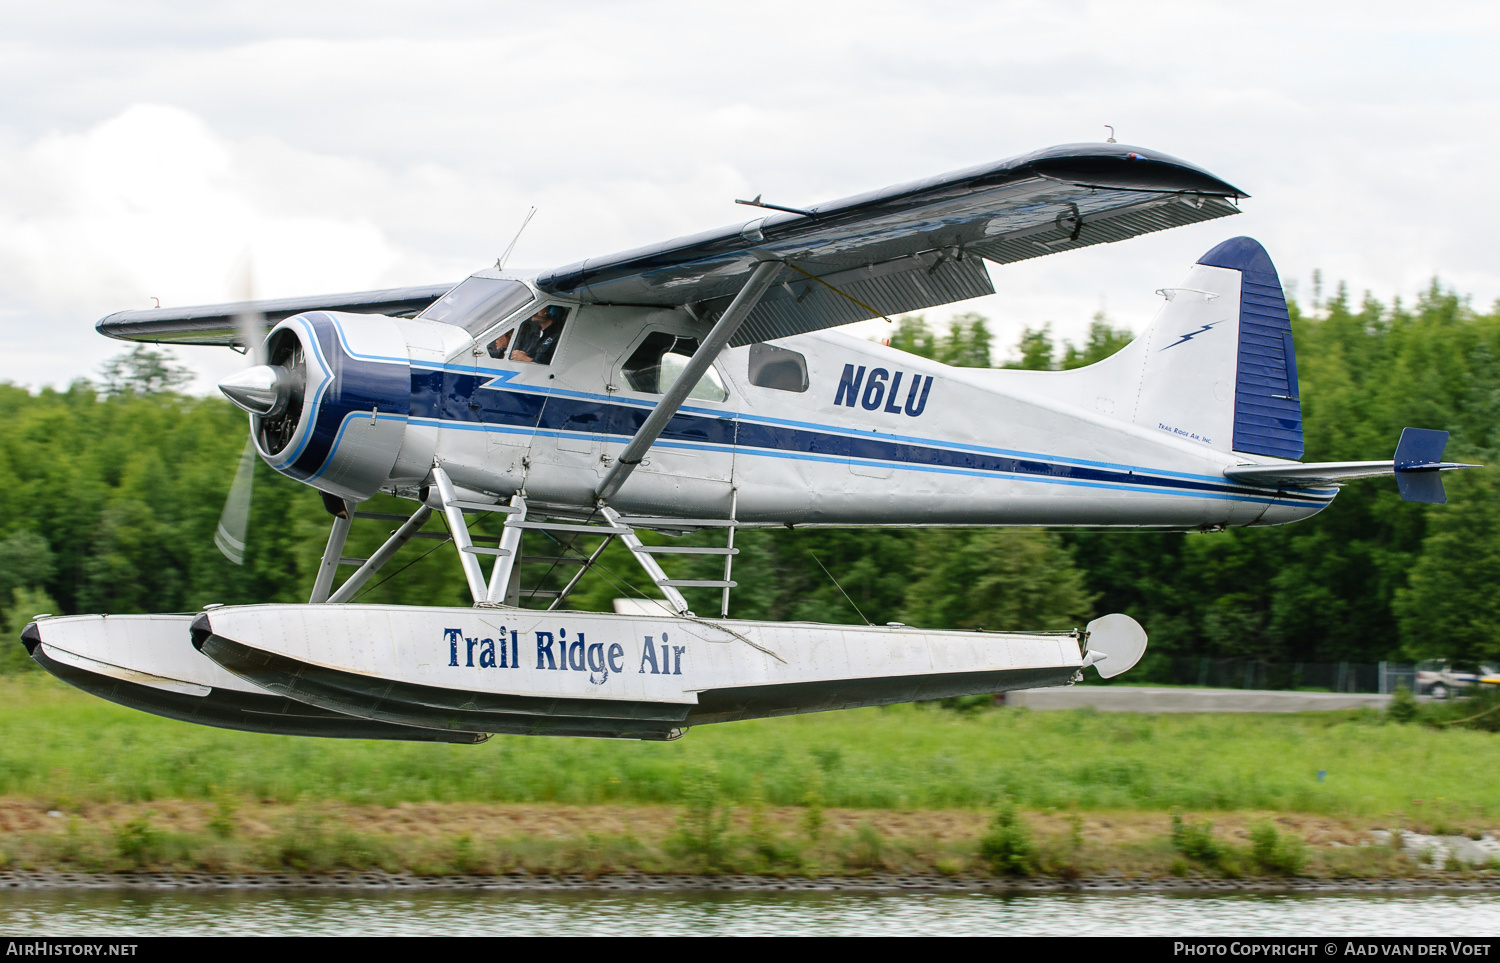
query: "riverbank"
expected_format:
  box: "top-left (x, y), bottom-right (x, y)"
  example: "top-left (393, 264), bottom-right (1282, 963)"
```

top-left (4, 675), bottom-right (1497, 882)
top-left (2, 869), bottom-right (1499, 893)
top-left (0, 798), bottom-right (1494, 881)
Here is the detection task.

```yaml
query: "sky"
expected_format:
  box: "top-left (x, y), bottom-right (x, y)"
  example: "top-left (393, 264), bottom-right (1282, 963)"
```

top-left (2, 1), bottom-right (1499, 392)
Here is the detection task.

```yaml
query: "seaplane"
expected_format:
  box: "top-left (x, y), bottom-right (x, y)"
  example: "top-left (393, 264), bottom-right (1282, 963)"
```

top-left (21, 141), bottom-right (1479, 742)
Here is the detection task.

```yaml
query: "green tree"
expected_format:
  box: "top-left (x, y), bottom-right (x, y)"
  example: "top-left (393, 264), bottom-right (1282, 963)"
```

top-left (1005, 324), bottom-right (1057, 370)
top-left (888, 314), bottom-right (938, 360)
top-left (902, 529), bottom-right (1094, 631)
top-left (978, 799), bottom-right (1035, 876)
top-left (97, 347), bottom-right (194, 397)
top-left (0, 531), bottom-right (54, 608)
top-left (1061, 313), bottom-right (1135, 369)
top-left (938, 312), bottom-right (992, 367)
top-left (1395, 469), bottom-right (1500, 664)
top-left (887, 312), bottom-right (993, 368)
top-left (1, 586), bottom-right (58, 672)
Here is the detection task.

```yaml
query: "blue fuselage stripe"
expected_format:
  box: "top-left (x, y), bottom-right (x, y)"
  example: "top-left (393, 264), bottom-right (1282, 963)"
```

top-left (405, 369), bottom-right (1331, 505)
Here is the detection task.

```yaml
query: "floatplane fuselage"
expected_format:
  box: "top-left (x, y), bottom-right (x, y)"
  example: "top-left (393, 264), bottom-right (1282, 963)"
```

top-left (23, 143), bottom-right (1475, 740)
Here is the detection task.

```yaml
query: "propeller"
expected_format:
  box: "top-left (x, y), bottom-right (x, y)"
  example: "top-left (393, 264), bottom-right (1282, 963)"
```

top-left (213, 254), bottom-right (268, 566)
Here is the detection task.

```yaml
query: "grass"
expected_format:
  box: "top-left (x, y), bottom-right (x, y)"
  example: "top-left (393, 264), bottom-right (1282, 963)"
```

top-left (3, 674), bottom-right (1498, 818)
top-left (0, 798), bottom-right (1473, 880)
top-left (2, 674), bottom-right (1498, 878)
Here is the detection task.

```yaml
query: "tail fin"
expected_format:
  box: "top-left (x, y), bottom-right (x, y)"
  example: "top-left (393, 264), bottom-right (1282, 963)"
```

top-left (1196, 237), bottom-right (1303, 459)
top-left (1092, 236), bottom-right (1303, 459)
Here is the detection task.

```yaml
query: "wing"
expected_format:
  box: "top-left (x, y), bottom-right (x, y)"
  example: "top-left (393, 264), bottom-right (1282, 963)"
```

top-left (536, 142), bottom-right (1246, 347)
top-left (96, 143), bottom-right (1242, 349)
top-left (96, 283), bottom-right (455, 347)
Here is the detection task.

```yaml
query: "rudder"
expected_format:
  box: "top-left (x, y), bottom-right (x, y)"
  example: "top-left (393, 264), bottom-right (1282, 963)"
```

top-left (1197, 237), bottom-right (1302, 459)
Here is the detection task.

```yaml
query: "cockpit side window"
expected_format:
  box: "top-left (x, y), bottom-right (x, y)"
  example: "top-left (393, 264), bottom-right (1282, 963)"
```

top-left (748, 343), bottom-right (809, 392)
top-left (419, 278), bottom-right (535, 336)
top-left (622, 332), bottom-right (730, 402)
top-left (485, 326), bottom-right (516, 360)
top-left (506, 305), bottom-right (570, 365)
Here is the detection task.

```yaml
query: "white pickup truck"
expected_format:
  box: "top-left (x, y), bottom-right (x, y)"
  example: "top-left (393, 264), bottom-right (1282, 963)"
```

top-left (1416, 661), bottom-right (1499, 699)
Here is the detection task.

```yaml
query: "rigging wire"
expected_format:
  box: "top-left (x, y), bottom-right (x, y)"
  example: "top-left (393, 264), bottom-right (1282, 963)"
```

top-left (348, 510), bottom-right (460, 603)
top-left (536, 528), bottom-right (658, 606)
top-left (807, 551), bottom-right (873, 626)
top-left (522, 505), bottom-right (602, 601)
top-left (1434, 700), bottom-right (1500, 727)
top-left (783, 261), bottom-right (896, 325)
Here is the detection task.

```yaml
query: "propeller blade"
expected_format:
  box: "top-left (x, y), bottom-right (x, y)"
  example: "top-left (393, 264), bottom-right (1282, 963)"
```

top-left (229, 251), bottom-right (268, 364)
top-left (217, 249), bottom-right (267, 566)
top-left (236, 309), bottom-right (268, 366)
top-left (214, 436), bottom-right (257, 565)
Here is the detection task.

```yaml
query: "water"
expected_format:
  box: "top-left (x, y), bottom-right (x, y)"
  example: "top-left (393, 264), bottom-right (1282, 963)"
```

top-left (1, 890), bottom-right (1497, 936)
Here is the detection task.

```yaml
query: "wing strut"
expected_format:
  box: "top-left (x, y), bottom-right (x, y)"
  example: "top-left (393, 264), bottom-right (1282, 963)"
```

top-left (595, 259), bottom-right (782, 501)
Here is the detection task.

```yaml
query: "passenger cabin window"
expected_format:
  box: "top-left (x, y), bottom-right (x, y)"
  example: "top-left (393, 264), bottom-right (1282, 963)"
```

top-left (622, 332), bottom-right (730, 402)
top-left (418, 278), bottom-right (534, 336)
top-left (491, 305), bottom-right (570, 364)
top-left (748, 343), bottom-right (809, 392)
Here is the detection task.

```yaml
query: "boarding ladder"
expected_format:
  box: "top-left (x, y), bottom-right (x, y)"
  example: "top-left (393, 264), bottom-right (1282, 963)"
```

top-left (308, 470), bottom-right (740, 616)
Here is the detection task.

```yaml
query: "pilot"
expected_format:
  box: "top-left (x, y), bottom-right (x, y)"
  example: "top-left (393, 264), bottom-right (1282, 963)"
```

top-left (486, 329), bottom-right (513, 359)
top-left (509, 306), bottom-right (568, 365)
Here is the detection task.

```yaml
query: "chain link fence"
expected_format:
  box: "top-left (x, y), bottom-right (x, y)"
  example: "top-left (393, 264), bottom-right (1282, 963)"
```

top-left (1129, 656), bottom-right (1416, 694)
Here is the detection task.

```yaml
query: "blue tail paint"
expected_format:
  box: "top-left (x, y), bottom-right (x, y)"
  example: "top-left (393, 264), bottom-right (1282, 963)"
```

top-left (1394, 427), bottom-right (1451, 504)
top-left (1394, 427), bottom-right (1449, 468)
top-left (1198, 237), bottom-right (1303, 460)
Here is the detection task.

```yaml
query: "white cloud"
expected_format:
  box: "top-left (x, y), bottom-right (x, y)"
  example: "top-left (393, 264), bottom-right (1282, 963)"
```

top-left (0, 104), bottom-right (431, 390)
top-left (3, 1), bottom-right (1500, 387)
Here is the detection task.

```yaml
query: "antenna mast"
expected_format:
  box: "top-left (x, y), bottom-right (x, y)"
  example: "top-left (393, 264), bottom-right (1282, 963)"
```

top-left (497, 206), bottom-right (538, 271)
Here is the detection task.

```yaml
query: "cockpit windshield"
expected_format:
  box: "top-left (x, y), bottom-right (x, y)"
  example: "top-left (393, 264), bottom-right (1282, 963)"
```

top-left (417, 278), bottom-right (535, 336)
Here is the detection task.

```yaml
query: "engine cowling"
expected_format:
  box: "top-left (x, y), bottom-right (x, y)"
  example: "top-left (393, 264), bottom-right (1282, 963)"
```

top-left (220, 311), bottom-right (417, 502)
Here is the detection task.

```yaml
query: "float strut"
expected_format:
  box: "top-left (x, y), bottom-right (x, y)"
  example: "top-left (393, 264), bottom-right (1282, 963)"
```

top-left (308, 497), bottom-right (355, 603)
top-left (485, 494), bottom-right (529, 604)
top-left (431, 467), bottom-right (496, 605)
top-left (326, 505), bottom-right (435, 604)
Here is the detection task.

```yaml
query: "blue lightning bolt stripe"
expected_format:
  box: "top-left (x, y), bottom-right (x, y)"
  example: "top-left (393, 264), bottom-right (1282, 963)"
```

top-left (1160, 320), bottom-right (1223, 350)
top-left (478, 370), bottom-right (522, 390)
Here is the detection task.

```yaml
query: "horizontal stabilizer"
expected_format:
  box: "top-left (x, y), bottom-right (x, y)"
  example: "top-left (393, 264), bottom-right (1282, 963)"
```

top-left (1223, 428), bottom-right (1481, 503)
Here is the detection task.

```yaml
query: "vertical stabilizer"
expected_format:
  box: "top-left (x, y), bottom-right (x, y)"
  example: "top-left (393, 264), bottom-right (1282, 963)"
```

top-left (1197, 237), bottom-right (1303, 459)
top-left (1082, 236), bottom-right (1302, 458)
